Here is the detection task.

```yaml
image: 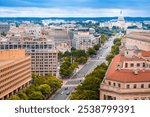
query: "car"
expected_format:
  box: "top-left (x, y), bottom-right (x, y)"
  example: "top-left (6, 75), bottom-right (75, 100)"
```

top-left (66, 92), bottom-right (70, 95)
top-left (64, 87), bottom-right (68, 90)
top-left (61, 91), bottom-right (64, 95)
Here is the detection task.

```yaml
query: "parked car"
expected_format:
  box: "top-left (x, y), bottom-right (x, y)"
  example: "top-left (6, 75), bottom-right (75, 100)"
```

top-left (64, 87), bottom-right (68, 90)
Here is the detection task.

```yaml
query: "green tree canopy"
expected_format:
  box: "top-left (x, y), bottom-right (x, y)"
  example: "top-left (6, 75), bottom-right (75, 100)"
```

top-left (28, 91), bottom-right (45, 100)
top-left (38, 84), bottom-right (51, 95)
top-left (87, 48), bottom-right (97, 56)
top-left (93, 44), bottom-right (100, 51)
top-left (9, 95), bottom-right (20, 100)
top-left (17, 91), bottom-right (28, 100)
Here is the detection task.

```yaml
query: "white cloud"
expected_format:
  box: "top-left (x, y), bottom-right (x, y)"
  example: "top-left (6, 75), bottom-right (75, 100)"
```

top-left (0, 7), bottom-right (149, 17)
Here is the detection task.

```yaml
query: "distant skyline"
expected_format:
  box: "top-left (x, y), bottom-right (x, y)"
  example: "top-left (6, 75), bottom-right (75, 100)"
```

top-left (0, 0), bottom-right (150, 17)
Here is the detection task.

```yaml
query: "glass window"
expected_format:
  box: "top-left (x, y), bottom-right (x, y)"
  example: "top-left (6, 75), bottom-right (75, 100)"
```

top-left (134, 84), bottom-right (137, 88)
top-left (113, 83), bottom-right (116, 87)
top-left (126, 85), bottom-right (130, 89)
top-left (125, 63), bottom-right (128, 68)
top-left (130, 63), bottom-right (134, 67)
top-left (143, 63), bottom-right (145, 67)
top-left (141, 84), bottom-right (144, 88)
top-left (137, 63), bottom-right (140, 67)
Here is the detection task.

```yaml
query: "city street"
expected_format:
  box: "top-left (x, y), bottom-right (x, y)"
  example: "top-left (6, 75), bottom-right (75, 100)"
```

top-left (50, 33), bottom-right (121, 100)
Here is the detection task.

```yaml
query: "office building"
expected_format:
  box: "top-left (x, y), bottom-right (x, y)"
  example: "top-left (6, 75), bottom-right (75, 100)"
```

top-left (121, 30), bottom-right (150, 51)
top-left (72, 32), bottom-right (98, 51)
top-left (0, 37), bottom-right (58, 76)
top-left (0, 49), bottom-right (31, 100)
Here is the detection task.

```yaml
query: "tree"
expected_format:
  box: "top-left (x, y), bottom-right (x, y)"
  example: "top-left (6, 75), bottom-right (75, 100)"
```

top-left (10, 73), bottom-right (62, 100)
top-left (58, 51), bottom-right (63, 62)
top-left (76, 56), bottom-right (88, 64)
top-left (38, 84), bottom-right (51, 95)
top-left (46, 77), bottom-right (62, 92)
top-left (71, 62), bottom-right (78, 69)
top-left (17, 91), bottom-right (28, 100)
top-left (113, 38), bottom-right (119, 44)
top-left (28, 91), bottom-right (45, 100)
top-left (93, 44), bottom-right (100, 51)
top-left (60, 60), bottom-right (78, 78)
top-left (32, 73), bottom-right (47, 86)
top-left (1, 32), bottom-right (7, 36)
top-left (63, 51), bottom-right (71, 57)
top-left (87, 48), bottom-right (96, 56)
top-left (81, 77), bottom-right (101, 94)
top-left (70, 90), bottom-right (98, 100)
top-left (60, 61), bottom-right (73, 77)
top-left (106, 53), bottom-right (114, 64)
top-left (101, 34), bottom-right (108, 44)
top-left (9, 95), bottom-right (20, 100)
top-left (70, 62), bottom-right (108, 100)
top-left (111, 45), bottom-right (119, 55)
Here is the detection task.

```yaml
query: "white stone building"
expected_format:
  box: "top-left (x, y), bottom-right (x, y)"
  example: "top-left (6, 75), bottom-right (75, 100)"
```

top-left (72, 32), bottom-right (98, 51)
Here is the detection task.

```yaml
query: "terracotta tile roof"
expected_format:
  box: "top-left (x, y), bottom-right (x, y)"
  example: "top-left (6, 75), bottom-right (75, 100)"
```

top-left (106, 55), bottom-right (150, 83)
top-left (141, 51), bottom-right (150, 57)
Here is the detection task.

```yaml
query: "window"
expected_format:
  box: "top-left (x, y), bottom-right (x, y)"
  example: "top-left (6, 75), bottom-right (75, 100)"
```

top-left (118, 84), bottom-right (121, 88)
top-left (125, 63), bottom-right (128, 68)
top-left (143, 63), bottom-right (145, 67)
top-left (141, 84), bottom-right (144, 88)
top-left (130, 63), bottom-right (134, 67)
top-left (134, 84), bottom-right (137, 88)
top-left (137, 63), bottom-right (140, 67)
top-left (126, 85), bottom-right (130, 89)
top-left (113, 83), bottom-right (116, 87)
top-left (104, 95), bottom-right (106, 100)
top-left (148, 84), bottom-right (150, 88)
top-left (108, 82), bottom-right (111, 86)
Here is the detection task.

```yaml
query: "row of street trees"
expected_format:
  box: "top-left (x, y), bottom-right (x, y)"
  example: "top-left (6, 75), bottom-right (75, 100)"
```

top-left (10, 74), bottom-right (62, 100)
top-left (106, 37), bottom-right (122, 64)
top-left (70, 63), bottom-right (108, 100)
top-left (100, 34), bottom-right (109, 44)
top-left (59, 44), bottom-right (101, 78)
top-left (59, 50), bottom-right (88, 78)
top-left (70, 36), bottom-right (122, 100)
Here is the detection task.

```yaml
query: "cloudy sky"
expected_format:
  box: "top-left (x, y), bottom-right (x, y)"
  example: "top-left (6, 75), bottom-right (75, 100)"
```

top-left (0, 0), bottom-right (150, 17)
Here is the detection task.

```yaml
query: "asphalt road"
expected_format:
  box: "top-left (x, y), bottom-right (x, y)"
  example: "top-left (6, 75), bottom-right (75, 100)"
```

top-left (50, 33), bottom-right (122, 100)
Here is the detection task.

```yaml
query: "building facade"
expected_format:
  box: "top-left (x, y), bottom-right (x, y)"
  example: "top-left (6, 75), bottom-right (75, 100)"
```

top-left (100, 50), bottom-right (150, 100)
top-left (0, 23), bottom-right (10, 34)
top-left (0, 49), bottom-right (31, 100)
top-left (72, 32), bottom-right (98, 51)
top-left (121, 30), bottom-right (150, 51)
top-left (0, 37), bottom-right (58, 76)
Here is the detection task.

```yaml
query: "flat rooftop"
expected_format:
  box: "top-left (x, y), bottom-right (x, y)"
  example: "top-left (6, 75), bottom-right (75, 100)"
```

top-left (126, 32), bottom-right (150, 43)
top-left (0, 60), bottom-right (15, 68)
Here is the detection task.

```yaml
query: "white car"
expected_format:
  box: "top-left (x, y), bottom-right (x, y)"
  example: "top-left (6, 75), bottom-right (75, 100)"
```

top-left (61, 91), bottom-right (64, 95)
